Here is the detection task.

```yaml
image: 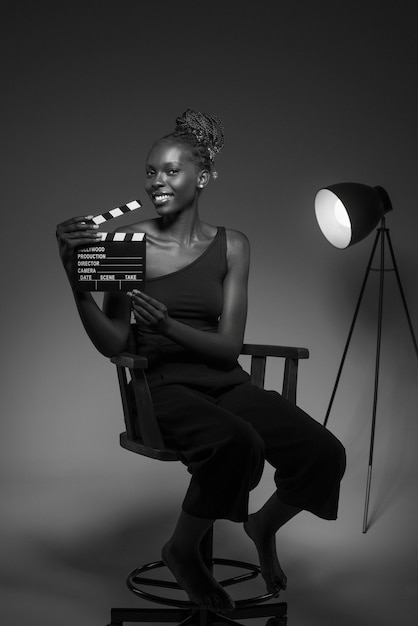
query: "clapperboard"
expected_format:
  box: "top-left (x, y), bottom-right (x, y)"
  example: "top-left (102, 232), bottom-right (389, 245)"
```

top-left (72, 200), bottom-right (146, 292)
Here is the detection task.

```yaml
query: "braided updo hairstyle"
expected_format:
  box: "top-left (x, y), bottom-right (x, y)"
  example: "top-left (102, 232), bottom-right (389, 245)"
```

top-left (161, 109), bottom-right (225, 179)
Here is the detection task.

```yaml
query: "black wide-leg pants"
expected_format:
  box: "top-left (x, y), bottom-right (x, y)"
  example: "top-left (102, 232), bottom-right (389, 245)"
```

top-left (149, 381), bottom-right (346, 523)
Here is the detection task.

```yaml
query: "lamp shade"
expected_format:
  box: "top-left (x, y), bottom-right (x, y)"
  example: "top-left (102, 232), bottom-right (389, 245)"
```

top-left (314, 183), bottom-right (393, 249)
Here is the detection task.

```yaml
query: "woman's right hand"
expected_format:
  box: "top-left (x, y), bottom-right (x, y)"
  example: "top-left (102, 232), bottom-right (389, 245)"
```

top-left (56, 215), bottom-right (102, 275)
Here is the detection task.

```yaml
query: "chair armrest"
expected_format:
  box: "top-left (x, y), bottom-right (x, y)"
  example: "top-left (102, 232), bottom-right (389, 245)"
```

top-left (112, 345), bottom-right (308, 367)
top-left (110, 352), bottom-right (148, 369)
top-left (110, 351), bottom-right (165, 449)
top-left (241, 344), bottom-right (309, 359)
top-left (241, 343), bottom-right (309, 401)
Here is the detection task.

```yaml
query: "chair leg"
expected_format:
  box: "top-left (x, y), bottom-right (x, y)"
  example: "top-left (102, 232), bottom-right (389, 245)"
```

top-left (228, 601), bottom-right (288, 623)
top-left (206, 613), bottom-right (247, 626)
top-left (108, 606), bottom-right (192, 624)
top-left (179, 610), bottom-right (247, 626)
top-left (108, 604), bottom-right (287, 626)
top-left (178, 614), bottom-right (200, 626)
top-left (107, 608), bottom-right (241, 626)
top-left (108, 604), bottom-right (288, 625)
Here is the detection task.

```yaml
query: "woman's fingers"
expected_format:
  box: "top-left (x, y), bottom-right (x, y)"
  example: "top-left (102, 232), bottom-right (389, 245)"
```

top-left (56, 215), bottom-right (102, 247)
top-left (132, 310), bottom-right (154, 325)
top-left (130, 290), bottom-right (165, 310)
top-left (128, 290), bottom-right (169, 330)
top-left (56, 215), bottom-right (104, 273)
top-left (130, 291), bottom-right (167, 317)
top-left (57, 216), bottom-right (96, 236)
top-left (56, 215), bottom-right (92, 231)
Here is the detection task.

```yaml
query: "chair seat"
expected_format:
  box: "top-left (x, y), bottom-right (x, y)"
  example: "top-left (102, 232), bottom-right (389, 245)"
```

top-left (119, 431), bottom-right (179, 461)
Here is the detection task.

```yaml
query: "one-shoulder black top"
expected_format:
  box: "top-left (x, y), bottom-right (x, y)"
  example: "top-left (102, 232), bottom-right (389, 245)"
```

top-left (135, 226), bottom-right (250, 390)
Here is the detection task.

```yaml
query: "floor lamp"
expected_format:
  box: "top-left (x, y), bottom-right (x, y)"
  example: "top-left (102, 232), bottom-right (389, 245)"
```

top-left (314, 182), bottom-right (418, 533)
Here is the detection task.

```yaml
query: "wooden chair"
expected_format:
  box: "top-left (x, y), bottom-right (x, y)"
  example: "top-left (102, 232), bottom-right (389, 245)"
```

top-left (107, 335), bottom-right (309, 626)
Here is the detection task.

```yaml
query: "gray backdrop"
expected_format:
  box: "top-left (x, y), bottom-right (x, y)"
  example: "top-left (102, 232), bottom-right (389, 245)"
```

top-left (2, 1), bottom-right (417, 625)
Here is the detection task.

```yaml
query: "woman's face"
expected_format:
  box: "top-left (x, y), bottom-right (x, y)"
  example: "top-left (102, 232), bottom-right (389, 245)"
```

top-left (145, 141), bottom-right (204, 215)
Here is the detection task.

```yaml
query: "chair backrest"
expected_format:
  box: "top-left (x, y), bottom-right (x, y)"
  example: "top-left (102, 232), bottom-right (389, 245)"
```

top-left (111, 326), bottom-right (309, 461)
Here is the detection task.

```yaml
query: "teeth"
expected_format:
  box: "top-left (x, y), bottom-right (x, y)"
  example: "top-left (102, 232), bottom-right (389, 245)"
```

top-left (154, 194), bottom-right (171, 202)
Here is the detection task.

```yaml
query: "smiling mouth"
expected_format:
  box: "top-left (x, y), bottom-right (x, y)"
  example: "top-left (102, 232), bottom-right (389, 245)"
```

top-left (153, 193), bottom-right (173, 204)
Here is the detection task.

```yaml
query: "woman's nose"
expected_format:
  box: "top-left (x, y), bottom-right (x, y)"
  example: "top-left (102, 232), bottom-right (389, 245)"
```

top-left (152, 172), bottom-right (165, 187)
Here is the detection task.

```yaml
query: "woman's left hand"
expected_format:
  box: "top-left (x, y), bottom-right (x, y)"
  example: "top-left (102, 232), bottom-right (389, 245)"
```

top-left (128, 290), bottom-right (170, 333)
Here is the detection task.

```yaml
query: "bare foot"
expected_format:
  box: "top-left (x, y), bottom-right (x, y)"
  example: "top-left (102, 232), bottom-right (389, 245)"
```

top-left (162, 540), bottom-right (235, 613)
top-left (244, 513), bottom-right (287, 595)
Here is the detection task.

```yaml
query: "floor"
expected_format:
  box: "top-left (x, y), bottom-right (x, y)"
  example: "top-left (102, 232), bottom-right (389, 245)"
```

top-left (1, 450), bottom-right (417, 626)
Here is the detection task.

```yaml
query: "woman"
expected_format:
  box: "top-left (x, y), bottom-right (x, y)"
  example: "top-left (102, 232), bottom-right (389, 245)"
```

top-left (56, 109), bottom-right (346, 614)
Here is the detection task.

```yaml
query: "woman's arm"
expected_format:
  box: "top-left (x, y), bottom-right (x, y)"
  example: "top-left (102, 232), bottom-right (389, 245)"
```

top-left (56, 215), bottom-right (132, 357)
top-left (129, 229), bottom-right (250, 368)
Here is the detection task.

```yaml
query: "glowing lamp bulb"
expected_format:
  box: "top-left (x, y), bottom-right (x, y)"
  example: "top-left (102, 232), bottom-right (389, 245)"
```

top-left (334, 199), bottom-right (351, 228)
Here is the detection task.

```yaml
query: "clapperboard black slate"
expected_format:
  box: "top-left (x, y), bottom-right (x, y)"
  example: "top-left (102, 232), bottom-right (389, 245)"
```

top-left (72, 200), bottom-right (146, 292)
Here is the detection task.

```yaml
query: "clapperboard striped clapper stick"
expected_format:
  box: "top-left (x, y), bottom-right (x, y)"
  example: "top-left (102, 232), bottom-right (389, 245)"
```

top-left (92, 199), bottom-right (142, 225)
top-left (72, 199), bottom-right (146, 292)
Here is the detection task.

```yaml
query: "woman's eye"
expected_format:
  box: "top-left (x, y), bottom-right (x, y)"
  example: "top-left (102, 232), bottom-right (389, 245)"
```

top-left (168, 169), bottom-right (179, 175)
top-left (146, 171), bottom-right (154, 178)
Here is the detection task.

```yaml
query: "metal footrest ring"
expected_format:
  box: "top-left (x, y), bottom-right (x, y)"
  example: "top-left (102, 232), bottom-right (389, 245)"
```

top-left (126, 558), bottom-right (279, 608)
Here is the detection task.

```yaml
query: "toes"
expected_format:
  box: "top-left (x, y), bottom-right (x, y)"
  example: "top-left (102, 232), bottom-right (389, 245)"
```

top-left (271, 578), bottom-right (286, 596)
top-left (278, 573), bottom-right (287, 590)
top-left (192, 588), bottom-right (235, 614)
top-left (223, 598), bottom-right (235, 613)
top-left (265, 574), bottom-right (287, 595)
top-left (215, 593), bottom-right (235, 614)
top-left (198, 594), bottom-right (233, 614)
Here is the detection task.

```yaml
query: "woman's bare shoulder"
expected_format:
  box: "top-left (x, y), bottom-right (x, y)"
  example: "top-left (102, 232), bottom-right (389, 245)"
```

top-left (224, 227), bottom-right (250, 253)
top-left (221, 227), bottom-right (250, 271)
top-left (200, 222), bottom-right (249, 253)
